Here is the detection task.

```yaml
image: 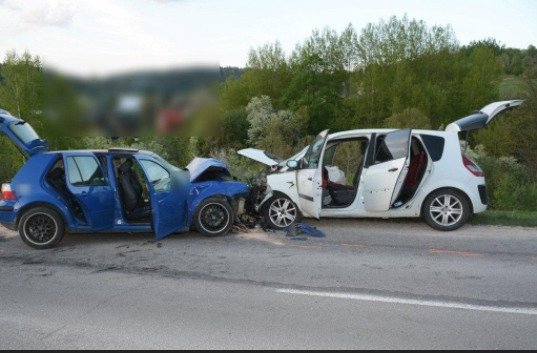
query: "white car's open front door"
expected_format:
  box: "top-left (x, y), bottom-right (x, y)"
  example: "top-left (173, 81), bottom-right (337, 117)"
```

top-left (362, 129), bottom-right (412, 212)
top-left (296, 130), bottom-right (329, 219)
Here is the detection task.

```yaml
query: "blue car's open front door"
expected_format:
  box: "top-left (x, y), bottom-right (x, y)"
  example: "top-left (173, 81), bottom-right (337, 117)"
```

top-left (138, 158), bottom-right (188, 240)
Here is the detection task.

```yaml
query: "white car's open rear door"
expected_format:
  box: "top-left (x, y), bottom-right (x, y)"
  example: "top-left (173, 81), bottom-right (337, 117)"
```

top-left (362, 129), bottom-right (412, 212)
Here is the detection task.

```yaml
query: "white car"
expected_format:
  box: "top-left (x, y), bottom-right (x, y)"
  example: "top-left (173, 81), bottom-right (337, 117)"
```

top-left (239, 100), bottom-right (523, 231)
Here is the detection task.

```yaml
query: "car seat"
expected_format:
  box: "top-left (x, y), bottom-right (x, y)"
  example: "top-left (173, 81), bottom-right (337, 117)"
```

top-left (404, 151), bottom-right (427, 190)
top-left (47, 167), bottom-right (86, 221)
top-left (117, 159), bottom-right (151, 220)
top-left (323, 167), bottom-right (355, 206)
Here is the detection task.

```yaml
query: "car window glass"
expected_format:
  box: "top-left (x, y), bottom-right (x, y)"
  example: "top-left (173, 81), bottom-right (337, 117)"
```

top-left (420, 135), bottom-right (445, 162)
top-left (9, 121), bottom-right (40, 144)
top-left (140, 160), bottom-right (171, 192)
top-left (66, 156), bottom-right (107, 186)
top-left (375, 129), bottom-right (411, 163)
top-left (303, 133), bottom-right (327, 168)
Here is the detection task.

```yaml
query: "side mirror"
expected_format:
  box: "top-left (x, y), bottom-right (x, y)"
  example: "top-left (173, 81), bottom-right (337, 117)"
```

top-left (286, 160), bottom-right (299, 169)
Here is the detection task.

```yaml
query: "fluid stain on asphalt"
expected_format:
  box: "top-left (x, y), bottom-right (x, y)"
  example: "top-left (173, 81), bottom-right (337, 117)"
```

top-left (235, 230), bottom-right (285, 246)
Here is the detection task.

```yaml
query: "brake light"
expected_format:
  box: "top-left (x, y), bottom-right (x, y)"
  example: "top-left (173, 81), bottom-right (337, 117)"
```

top-left (1, 184), bottom-right (16, 200)
top-left (462, 155), bottom-right (484, 177)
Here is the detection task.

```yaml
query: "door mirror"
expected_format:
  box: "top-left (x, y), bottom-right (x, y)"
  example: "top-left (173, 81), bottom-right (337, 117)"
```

top-left (286, 160), bottom-right (299, 169)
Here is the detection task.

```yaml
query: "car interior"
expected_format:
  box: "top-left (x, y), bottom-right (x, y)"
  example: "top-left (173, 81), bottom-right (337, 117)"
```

top-left (46, 159), bottom-right (87, 223)
top-left (112, 157), bottom-right (152, 223)
top-left (321, 137), bottom-right (369, 208)
top-left (391, 136), bottom-right (429, 207)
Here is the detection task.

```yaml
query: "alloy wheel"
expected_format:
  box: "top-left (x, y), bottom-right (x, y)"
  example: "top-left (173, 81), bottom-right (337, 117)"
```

top-left (24, 213), bottom-right (57, 244)
top-left (199, 203), bottom-right (230, 234)
top-left (429, 194), bottom-right (463, 227)
top-left (268, 198), bottom-right (297, 228)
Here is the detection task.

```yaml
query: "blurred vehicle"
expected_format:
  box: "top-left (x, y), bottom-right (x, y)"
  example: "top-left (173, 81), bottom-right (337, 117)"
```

top-left (239, 100), bottom-right (523, 231)
top-left (0, 112), bottom-right (249, 249)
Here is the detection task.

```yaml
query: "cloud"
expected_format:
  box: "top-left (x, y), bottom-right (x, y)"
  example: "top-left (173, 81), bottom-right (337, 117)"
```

top-left (1, 0), bottom-right (77, 28)
top-left (23, 2), bottom-right (77, 27)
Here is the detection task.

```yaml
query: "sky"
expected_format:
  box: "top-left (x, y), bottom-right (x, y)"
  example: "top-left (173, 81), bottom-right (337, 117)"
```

top-left (0, 0), bottom-right (536, 77)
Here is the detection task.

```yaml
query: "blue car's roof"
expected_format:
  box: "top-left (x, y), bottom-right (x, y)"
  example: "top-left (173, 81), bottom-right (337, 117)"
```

top-left (42, 149), bottom-right (155, 156)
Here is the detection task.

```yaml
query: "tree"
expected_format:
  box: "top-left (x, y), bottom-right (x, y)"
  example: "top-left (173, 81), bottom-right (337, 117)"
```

top-left (246, 96), bottom-right (274, 146)
top-left (384, 108), bottom-right (432, 129)
top-left (0, 52), bottom-right (43, 121)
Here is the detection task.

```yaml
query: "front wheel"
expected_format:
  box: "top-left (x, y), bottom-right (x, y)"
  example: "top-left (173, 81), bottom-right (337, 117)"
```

top-left (262, 195), bottom-right (301, 231)
top-left (423, 189), bottom-right (471, 231)
top-left (194, 198), bottom-right (234, 237)
top-left (18, 207), bottom-right (65, 249)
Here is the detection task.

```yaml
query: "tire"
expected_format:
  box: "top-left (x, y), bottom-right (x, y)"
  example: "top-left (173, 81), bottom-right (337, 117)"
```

top-left (423, 189), bottom-right (471, 231)
top-left (262, 195), bottom-right (301, 231)
top-left (18, 207), bottom-right (65, 249)
top-left (194, 198), bottom-right (234, 237)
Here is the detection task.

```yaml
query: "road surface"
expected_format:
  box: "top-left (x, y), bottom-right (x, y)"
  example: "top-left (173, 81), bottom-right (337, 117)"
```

top-left (1, 219), bottom-right (536, 349)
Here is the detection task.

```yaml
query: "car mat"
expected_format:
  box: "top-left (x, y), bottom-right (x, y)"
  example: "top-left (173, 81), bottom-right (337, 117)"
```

top-left (286, 223), bottom-right (326, 238)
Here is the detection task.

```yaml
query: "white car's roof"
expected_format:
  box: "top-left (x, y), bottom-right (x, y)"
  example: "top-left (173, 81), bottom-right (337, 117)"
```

top-left (327, 128), bottom-right (447, 140)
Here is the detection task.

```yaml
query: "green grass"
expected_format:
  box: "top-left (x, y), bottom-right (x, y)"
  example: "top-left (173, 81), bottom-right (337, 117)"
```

top-left (471, 210), bottom-right (537, 227)
top-left (499, 76), bottom-right (537, 98)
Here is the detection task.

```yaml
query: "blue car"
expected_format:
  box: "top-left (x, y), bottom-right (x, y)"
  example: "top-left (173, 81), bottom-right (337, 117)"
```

top-left (0, 112), bottom-right (250, 249)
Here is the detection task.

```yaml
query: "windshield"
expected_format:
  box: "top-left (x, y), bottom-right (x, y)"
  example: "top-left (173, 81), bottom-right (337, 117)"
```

top-left (9, 121), bottom-right (40, 144)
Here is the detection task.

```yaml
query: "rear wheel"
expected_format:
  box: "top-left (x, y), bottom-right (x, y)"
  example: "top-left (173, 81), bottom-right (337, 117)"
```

top-left (194, 198), bottom-right (234, 237)
top-left (262, 195), bottom-right (301, 231)
top-left (18, 207), bottom-right (65, 249)
top-left (423, 189), bottom-right (471, 231)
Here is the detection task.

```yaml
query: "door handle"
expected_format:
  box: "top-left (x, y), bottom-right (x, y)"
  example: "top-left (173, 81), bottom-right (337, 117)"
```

top-left (307, 177), bottom-right (313, 181)
top-left (388, 168), bottom-right (399, 172)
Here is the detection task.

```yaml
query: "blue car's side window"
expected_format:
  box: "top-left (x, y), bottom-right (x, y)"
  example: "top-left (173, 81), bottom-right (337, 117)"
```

top-left (66, 156), bottom-right (107, 187)
top-left (139, 160), bottom-right (171, 192)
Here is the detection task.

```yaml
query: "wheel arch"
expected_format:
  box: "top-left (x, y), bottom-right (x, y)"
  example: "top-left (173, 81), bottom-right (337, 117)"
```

top-left (260, 190), bottom-right (299, 212)
top-left (420, 186), bottom-right (474, 218)
top-left (15, 202), bottom-right (68, 229)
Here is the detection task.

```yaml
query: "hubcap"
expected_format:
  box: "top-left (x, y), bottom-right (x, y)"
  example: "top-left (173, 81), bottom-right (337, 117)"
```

top-left (24, 214), bottom-right (56, 244)
top-left (199, 203), bottom-right (230, 234)
top-left (268, 198), bottom-right (297, 228)
top-left (429, 194), bottom-right (463, 227)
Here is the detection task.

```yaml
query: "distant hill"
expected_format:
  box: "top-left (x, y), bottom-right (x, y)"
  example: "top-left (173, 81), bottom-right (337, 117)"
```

top-left (63, 66), bottom-right (244, 97)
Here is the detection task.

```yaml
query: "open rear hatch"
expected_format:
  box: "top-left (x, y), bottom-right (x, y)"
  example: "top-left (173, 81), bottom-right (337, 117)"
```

top-left (0, 113), bottom-right (48, 157)
top-left (446, 100), bottom-right (524, 133)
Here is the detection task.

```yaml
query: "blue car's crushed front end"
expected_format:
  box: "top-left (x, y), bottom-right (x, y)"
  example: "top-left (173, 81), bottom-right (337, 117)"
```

top-left (186, 157), bottom-right (251, 225)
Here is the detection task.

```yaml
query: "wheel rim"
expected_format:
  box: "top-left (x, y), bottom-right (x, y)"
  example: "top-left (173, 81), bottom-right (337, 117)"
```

top-left (24, 213), bottom-right (57, 245)
top-left (199, 203), bottom-right (230, 234)
top-left (268, 198), bottom-right (297, 228)
top-left (429, 194), bottom-right (463, 227)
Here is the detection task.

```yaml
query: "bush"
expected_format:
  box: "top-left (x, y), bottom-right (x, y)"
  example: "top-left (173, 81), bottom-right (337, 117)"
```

top-left (467, 144), bottom-right (537, 211)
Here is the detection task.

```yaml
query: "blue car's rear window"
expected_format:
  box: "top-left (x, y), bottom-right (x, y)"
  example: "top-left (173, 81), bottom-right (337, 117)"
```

top-left (9, 121), bottom-right (40, 144)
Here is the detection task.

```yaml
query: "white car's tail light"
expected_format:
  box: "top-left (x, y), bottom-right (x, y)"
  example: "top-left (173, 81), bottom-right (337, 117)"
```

top-left (1, 183), bottom-right (17, 201)
top-left (462, 155), bottom-right (484, 177)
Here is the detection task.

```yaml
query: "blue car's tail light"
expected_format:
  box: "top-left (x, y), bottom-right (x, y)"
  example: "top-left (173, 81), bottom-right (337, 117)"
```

top-left (1, 183), bottom-right (16, 201)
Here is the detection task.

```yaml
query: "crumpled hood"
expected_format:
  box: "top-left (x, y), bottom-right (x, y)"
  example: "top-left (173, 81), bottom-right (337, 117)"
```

top-left (238, 147), bottom-right (309, 168)
top-left (186, 157), bottom-right (230, 182)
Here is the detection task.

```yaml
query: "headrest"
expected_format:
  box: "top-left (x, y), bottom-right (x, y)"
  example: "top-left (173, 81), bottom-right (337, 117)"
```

top-left (49, 167), bottom-right (64, 178)
top-left (119, 159), bottom-right (133, 174)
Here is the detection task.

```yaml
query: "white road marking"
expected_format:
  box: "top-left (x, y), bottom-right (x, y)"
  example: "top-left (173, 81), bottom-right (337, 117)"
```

top-left (276, 289), bottom-right (537, 316)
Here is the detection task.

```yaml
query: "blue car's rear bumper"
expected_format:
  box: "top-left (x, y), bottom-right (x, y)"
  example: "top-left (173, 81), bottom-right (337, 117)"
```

top-left (0, 200), bottom-right (18, 229)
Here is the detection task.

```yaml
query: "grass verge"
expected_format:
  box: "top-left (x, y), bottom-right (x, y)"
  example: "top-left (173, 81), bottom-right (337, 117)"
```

top-left (471, 210), bottom-right (537, 227)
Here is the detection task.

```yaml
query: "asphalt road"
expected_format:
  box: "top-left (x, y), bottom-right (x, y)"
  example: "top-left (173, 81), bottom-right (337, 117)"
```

top-left (1, 219), bottom-right (537, 349)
